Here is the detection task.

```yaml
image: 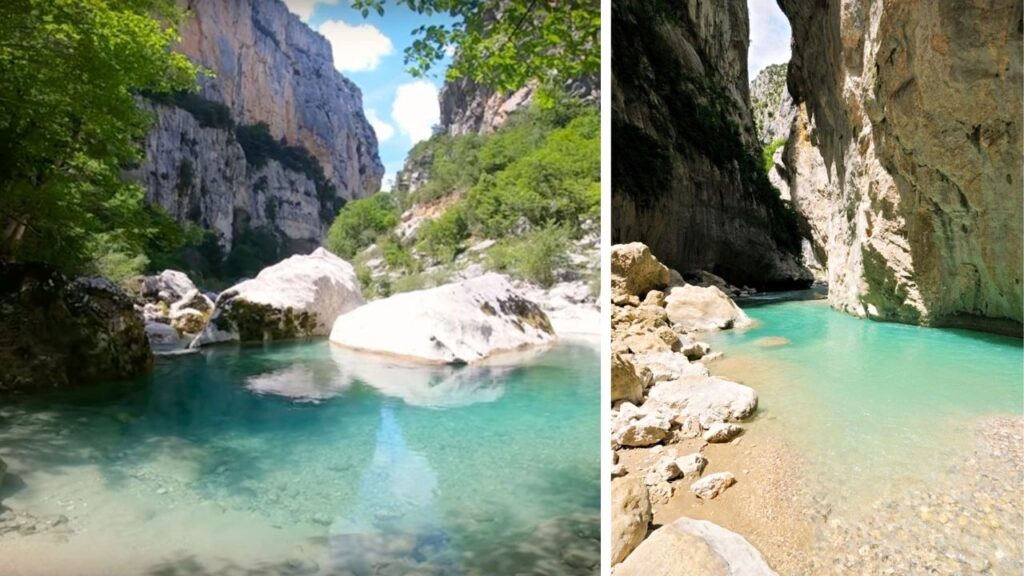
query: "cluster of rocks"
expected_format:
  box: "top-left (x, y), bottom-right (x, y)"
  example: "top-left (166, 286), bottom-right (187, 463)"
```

top-left (137, 270), bottom-right (216, 353)
top-left (608, 243), bottom-right (776, 574)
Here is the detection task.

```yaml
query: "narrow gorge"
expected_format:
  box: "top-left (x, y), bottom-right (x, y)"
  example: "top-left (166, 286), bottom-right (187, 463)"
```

top-left (611, 0), bottom-right (1022, 574)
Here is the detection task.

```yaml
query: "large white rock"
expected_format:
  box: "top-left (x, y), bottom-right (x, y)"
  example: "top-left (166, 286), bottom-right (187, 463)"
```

top-left (646, 376), bottom-right (758, 425)
top-left (614, 517), bottom-right (777, 575)
top-left (664, 284), bottom-right (753, 332)
top-left (329, 274), bottom-right (555, 364)
top-left (193, 248), bottom-right (363, 346)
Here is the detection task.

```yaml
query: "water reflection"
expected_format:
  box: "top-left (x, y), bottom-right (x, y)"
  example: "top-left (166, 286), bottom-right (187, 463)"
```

top-left (327, 405), bottom-right (458, 574)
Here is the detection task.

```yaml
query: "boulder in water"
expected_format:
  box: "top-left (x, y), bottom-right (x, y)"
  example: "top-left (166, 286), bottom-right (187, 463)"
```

top-left (664, 284), bottom-right (753, 331)
top-left (194, 248), bottom-right (364, 346)
top-left (329, 274), bottom-right (554, 364)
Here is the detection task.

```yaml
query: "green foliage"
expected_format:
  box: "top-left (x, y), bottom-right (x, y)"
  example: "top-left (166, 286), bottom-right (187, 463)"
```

top-left (486, 225), bottom-right (572, 288)
top-left (762, 138), bottom-right (787, 174)
top-left (380, 235), bottom-right (420, 273)
top-left (416, 205), bottom-right (469, 263)
top-left (0, 0), bottom-right (199, 272)
top-left (466, 111), bottom-right (600, 238)
top-left (143, 90), bottom-right (233, 129)
top-left (224, 224), bottom-right (281, 281)
top-left (235, 123), bottom-right (341, 221)
top-left (326, 194), bottom-right (399, 259)
top-left (94, 246), bottom-right (150, 284)
top-left (401, 134), bottom-right (483, 204)
top-left (351, 1), bottom-right (599, 92)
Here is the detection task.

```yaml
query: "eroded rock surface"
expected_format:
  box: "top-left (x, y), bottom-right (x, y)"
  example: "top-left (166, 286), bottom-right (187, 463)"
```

top-left (779, 0), bottom-right (1023, 334)
top-left (330, 274), bottom-right (554, 364)
top-left (612, 0), bottom-right (811, 290)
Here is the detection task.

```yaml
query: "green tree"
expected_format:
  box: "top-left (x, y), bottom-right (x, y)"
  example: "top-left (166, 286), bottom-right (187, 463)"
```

top-left (326, 193), bottom-right (399, 258)
top-left (351, 0), bottom-right (600, 92)
top-left (0, 0), bottom-right (198, 271)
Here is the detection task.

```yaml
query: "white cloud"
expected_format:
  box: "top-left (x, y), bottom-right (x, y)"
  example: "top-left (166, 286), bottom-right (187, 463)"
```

top-left (391, 81), bottom-right (440, 144)
top-left (747, 0), bottom-right (791, 78)
top-left (319, 20), bottom-right (394, 73)
top-left (365, 108), bottom-right (394, 143)
top-left (283, 0), bottom-right (338, 21)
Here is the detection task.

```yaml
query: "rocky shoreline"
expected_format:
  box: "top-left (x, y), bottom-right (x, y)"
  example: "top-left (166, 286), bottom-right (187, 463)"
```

top-left (609, 243), bottom-right (1024, 575)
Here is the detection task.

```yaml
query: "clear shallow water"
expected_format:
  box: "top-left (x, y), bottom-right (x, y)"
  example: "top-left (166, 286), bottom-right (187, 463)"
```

top-left (0, 342), bottom-right (599, 575)
top-left (706, 296), bottom-right (1024, 508)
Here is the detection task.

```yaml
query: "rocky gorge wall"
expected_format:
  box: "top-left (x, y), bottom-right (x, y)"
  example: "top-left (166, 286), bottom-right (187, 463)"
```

top-left (612, 0), bottom-right (811, 290)
top-left (778, 0), bottom-right (1023, 334)
top-left (133, 0), bottom-right (384, 252)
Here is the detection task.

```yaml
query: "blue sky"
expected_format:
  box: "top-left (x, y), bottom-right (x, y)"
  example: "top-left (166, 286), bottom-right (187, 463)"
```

top-left (283, 0), bottom-right (454, 190)
top-left (747, 0), bottom-right (791, 79)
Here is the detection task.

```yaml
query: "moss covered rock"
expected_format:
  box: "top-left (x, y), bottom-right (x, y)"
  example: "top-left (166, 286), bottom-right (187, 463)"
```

top-left (0, 263), bottom-right (152, 394)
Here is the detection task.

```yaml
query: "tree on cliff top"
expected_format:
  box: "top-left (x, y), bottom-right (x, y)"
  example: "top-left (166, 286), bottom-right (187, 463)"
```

top-left (0, 0), bottom-right (198, 272)
top-left (352, 0), bottom-right (600, 92)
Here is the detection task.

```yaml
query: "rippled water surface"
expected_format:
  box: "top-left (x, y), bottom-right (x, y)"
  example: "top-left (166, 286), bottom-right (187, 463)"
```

top-left (0, 342), bottom-right (600, 576)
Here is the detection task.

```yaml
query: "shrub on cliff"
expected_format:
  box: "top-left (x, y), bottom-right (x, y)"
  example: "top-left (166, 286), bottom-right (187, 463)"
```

top-left (326, 194), bottom-right (399, 258)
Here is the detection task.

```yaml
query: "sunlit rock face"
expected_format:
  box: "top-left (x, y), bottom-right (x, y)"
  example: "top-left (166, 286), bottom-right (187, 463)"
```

top-left (779, 0), bottom-right (1023, 334)
top-left (612, 0), bottom-right (812, 290)
top-left (132, 0), bottom-right (384, 253)
top-left (177, 0), bottom-right (383, 199)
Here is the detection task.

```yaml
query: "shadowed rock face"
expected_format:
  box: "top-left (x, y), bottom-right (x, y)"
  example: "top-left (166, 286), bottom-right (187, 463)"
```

top-left (779, 0), bottom-right (1023, 334)
top-left (612, 0), bottom-right (811, 291)
top-left (0, 264), bottom-right (152, 394)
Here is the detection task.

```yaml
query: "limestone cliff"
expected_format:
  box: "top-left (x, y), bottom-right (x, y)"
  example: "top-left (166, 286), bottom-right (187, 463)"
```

top-left (439, 76), bottom-right (599, 136)
top-left (133, 0), bottom-right (383, 254)
top-left (612, 0), bottom-right (811, 290)
top-left (779, 0), bottom-right (1023, 333)
top-left (750, 63), bottom-right (796, 145)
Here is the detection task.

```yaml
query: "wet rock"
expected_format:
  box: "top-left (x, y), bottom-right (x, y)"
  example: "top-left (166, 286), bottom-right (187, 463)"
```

top-left (611, 477), bottom-right (652, 565)
top-left (690, 472), bottom-right (737, 500)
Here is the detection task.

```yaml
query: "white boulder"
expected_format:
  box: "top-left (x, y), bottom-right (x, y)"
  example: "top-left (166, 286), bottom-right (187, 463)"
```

top-left (690, 472), bottom-right (737, 500)
top-left (664, 284), bottom-right (753, 331)
top-left (193, 248), bottom-right (363, 346)
top-left (329, 274), bottom-right (554, 364)
top-left (646, 376), bottom-right (758, 424)
top-left (614, 517), bottom-right (777, 575)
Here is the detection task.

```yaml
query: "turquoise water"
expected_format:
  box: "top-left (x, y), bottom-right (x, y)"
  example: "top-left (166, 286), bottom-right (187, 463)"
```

top-left (0, 342), bottom-right (599, 575)
top-left (706, 295), bottom-right (1024, 505)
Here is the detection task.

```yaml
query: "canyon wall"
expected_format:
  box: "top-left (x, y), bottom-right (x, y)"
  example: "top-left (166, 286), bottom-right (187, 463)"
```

top-left (779, 0), bottom-right (1023, 333)
top-left (133, 0), bottom-right (383, 252)
top-left (612, 0), bottom-right (811, 290)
